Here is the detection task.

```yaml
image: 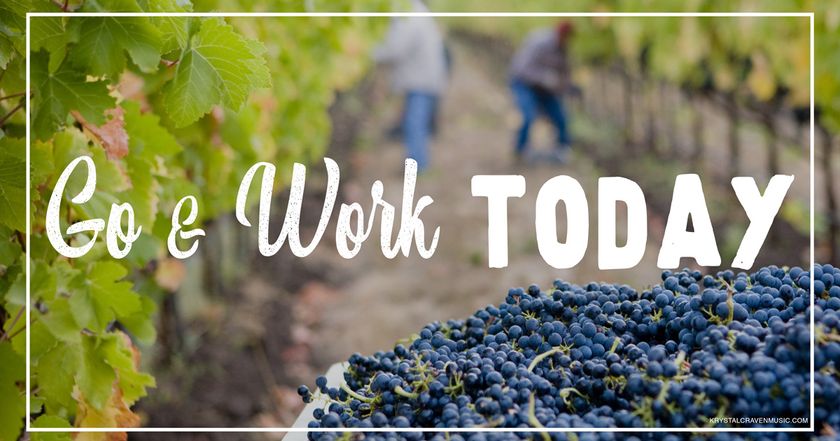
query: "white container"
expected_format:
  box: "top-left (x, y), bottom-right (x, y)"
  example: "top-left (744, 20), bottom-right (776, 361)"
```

top-left (283, 363), bottom-right (347, 441)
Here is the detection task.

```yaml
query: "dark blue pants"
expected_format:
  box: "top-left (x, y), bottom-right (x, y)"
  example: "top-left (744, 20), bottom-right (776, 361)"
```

top-left (510, 79), bottom-right (570, 154)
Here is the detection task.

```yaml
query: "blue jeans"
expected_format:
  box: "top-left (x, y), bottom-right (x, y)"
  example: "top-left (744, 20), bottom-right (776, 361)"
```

top-left (403, 91), bottom-right (438, 171)
top-left (510, 79), bottom-right (570, 154)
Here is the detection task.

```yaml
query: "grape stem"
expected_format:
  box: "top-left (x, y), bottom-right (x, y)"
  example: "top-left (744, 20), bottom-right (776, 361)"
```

top-left (674, 350), bottom-right (687, 368)
top-left (726, 287), bottom-right (735, 324)
top-left (527, 393), bottom-right (551, 441)
top-left (394, 385), bottom-right (419, 399)
top-left (607, 337), bottom-right (621, 354)
top-left (528, 345), bottom-right (569, 372)
top-left (817, 328), bottom-right (840, 343)
top-left (559, 387), bottom-right (586, 411)
top-left (340, 382), bottom-right (374, 403)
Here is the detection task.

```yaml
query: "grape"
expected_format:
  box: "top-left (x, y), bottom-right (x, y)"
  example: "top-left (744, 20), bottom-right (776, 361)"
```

top-left (316, 376), bottom-right (328, 392)
top-left (299, 264), bottom-right (840, 439)
top-left (297, 385), bottom-right (312, 403)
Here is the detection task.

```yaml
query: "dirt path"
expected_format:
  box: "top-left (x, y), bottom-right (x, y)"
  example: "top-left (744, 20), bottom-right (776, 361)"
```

top-left (307, 41), bottom-right (664, 366)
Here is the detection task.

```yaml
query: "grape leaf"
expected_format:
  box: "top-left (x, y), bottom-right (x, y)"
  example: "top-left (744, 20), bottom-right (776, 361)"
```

top-left (0, 342), bottom-right (24, 441)
top-left (163, 18), bottom-right (271, 127)
top-left (39, 297), bottom-right (82, 344)
top-left (74, 386), bottom-right (140, 434)
top-left (76, 337), bottom-right (141, 430)
top-left (156, 17), bottom-right (192, 54)
top-left (0, 0), bottom-right (27, 36)
top-left (70, 16), bottom-right (162, 77)
top-left (1, 263), bottom-right (24, 307)
top-left (30, 138), bottom-right (55, 193)
top-left (0, 137), bottom-right (26, 231)
top-left (0, 56), bottom-right (25, 98)
top-left (69, 262), bottom-right (142, 333)
top-left (121, 156), bottom-right (158, 227)
top-left (141, 0), bottom-right (194, 54)
top-left (139, 0), bottom-right (191, 11)
top-left (31, 52), bottom-right (115, 141)
top-left (119, 295), bottom-right (156, 345)
top-left (36, 343), bottom-right (79, 415)
top-left (13, 320), bottom-right (57, 363)
top-left (31, 260), bottom-right (57, 303)
top-left (74, 107), bottom-right (129, 160)
top-left (123, 100), bottom-right (181, 159)
top-left (30, 17), bottom-right (75, 73)
top-left (0, 225), bottom-right (21, 267)
top-left (81, 0), bottom-right (142, 12)
top-left (53, 129), bottom-right (129, 193)
top-left (102, 333), bottom-right (155, 404)
top-left (0, 35), bottom-right (14, 70)
top-left (52, 128), bottom-right (130, 224)
top-left (31, 415), bottom-right (72, 440)
top-left (78, 335), bottom-right (116, 410)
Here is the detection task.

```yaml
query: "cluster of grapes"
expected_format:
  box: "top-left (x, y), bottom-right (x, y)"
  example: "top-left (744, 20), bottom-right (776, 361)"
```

top-left (297, 264), bottom-right (840, 440)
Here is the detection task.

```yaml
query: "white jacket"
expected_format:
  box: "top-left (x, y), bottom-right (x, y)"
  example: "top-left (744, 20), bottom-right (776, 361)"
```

top-left (373, 0), bottom-right (447, 95)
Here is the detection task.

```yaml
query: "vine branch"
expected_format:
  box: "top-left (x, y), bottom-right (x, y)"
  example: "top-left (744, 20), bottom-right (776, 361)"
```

top-left (0, 102), bottom-right (24, 126)
top-left (0, 92), bottom-right (26, 102)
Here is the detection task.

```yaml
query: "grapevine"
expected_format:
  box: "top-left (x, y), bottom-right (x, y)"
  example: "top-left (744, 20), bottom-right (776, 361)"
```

top-left (0, 0), bottom-right (388, 439)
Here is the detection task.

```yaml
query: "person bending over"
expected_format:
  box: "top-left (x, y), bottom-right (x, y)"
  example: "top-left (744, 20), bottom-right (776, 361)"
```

top-left (509, 21), bottom-right (575, 163)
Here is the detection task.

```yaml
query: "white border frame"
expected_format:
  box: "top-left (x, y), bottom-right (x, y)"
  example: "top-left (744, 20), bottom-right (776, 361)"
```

top-left (25, 11), bottom-right (815, 434)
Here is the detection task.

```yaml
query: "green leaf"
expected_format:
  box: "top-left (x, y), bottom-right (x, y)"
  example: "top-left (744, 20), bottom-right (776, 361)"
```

top-left (0, 35), bottom-right (14, 70)
top-left (1, 264), bottom-right (24, 307)
top-left (30, 17), bottom-right (75, 73)
top-left (30, 138), bottom-right (55, 191)
top-left (30, 396), bottom-right (44, 414)
top-left (78, 335), bottom-right (116, 411)
top-left (122, 155), bottom-right (158, 228)
top-left (123, 100), bottom-right (181, 159)
top-left (77, 333), bottom-right (153, 411)
top-left (31, 52), bottom-right (115, 141)
top-left (101, 333), bottom-right (154, 404)
top-left (0, 342), bottom-right (24, 441)
top-left (39, 297), bottom-right (82, 344)
top-left (31, 415), bottom-right (72, 440)
top-left (0, 56), bottom-right (25, 98)
top-left (13, 320), bottom-right (57, 363)
top-left (121, 232), bottom-right (162, 268)
top-left (0, 226), bottom-right (21, 267)
top-left (35, 343), bottom-right (79, 415)
top-left (163, 18), bottom-right (271, 127)
top-left (31, 260), bottom-right (57, 303)
top-left (153, 16), bottom-right (192, 54)
top-left (139, 0), bottom-right (192, 12)
top-left (0, 137), bottom-right (26, 231)
top-left (0, 0), bottom-right (27, 35)
top-left (119, 295), bottom-right (156, 345)
top-left (69, 261), bottom-right (141, 333)
top-left (52, 128), bottom-right (130, 224)
top-left (70, 17), bottom-right (162, 77)
top-left (0, 341), bottom-right (24, 392)
top-left (81, 0), bottom-right (143, 12)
